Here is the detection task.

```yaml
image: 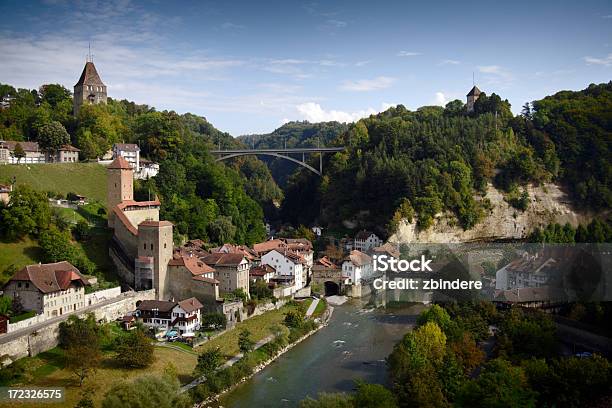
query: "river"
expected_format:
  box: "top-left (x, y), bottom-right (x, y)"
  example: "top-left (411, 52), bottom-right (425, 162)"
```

top-left (218, 296), bottom-right (425, 407)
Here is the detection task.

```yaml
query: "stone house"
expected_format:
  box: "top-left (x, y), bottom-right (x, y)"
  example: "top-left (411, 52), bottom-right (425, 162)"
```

top-left (353, 230), bottom-right (382, 252)
top-left (342, 250), bottom-right (373, 285)
top-left (2, 261), bottom-right (90, 318)
top-left (167, 254), bottom-right (220, 305)
top-left (200, 253), bottom-right (250, 295)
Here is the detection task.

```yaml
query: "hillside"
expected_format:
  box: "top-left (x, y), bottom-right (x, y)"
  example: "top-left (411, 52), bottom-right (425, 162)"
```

top-left (0, 163), bottom-right (107, 202)
top-left (279, 83), bottom-right (611, 240)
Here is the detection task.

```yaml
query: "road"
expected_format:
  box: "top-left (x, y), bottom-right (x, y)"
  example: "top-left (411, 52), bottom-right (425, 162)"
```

top-left (0, 291), bottom-right (137, 344)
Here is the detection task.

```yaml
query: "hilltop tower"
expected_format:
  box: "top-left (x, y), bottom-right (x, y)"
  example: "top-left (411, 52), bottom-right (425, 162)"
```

top-left (466, 85), bottom-right (481, 113)
top-left (73, 60), bottom-right (107, 116)
top-left (107, 156), bottom-right (134, 227)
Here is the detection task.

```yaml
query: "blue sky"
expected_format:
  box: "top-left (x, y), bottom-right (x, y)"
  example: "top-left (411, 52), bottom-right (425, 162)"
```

top-left (1, 0), bottom-right (611, 135)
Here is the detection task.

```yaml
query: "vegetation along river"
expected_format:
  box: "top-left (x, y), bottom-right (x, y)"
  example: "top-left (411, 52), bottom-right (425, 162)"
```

top-left (218, 295), bottom-right (426, 407)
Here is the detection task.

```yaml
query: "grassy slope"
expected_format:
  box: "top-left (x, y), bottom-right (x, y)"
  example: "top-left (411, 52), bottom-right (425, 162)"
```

top-left (195, 303), bottom-right (297, 358)
top-left (0, 237), bottom-right (42, 282)
top-left (0, 163), bottom-right (107, 203)
top-left (0, 346), bottom-right (196, 408)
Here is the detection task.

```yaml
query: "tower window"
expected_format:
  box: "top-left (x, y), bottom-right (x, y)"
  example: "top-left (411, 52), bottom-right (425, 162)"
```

top-left (150, 244), bottom-right (153, 250)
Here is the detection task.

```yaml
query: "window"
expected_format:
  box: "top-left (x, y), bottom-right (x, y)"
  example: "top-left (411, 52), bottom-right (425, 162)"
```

top-left (150, 244), bottom-right (154, 250)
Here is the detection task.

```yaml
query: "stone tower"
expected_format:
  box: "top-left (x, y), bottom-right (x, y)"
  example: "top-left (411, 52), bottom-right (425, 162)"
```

top-left (138, 221), bottom-right (174, 300)
top-left (466, 85), bottom-right (481, 113)
top-left (73, 60), bottom-right (107, 116)
top-left (107, 156), bottom-right (133, 227)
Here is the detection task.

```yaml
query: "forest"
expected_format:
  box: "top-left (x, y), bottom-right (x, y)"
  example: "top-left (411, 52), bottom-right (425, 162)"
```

top-left (280, 82), bottom-right (612, 238)
top-left (0, 83), bottom-right (281, 245)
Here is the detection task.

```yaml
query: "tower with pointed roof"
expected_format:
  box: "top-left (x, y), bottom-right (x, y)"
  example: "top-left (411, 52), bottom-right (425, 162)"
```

top-left (73, 59), bottom-right (107, 116)
top-left (466, 85), bottom-right (481, 113)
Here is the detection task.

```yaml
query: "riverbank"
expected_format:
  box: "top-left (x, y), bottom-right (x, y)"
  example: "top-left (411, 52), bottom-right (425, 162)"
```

top-left (193, 305), bottom-right (334, 408)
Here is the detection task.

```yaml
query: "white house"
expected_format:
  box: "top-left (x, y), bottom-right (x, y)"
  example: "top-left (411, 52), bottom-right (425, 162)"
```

top-left (495, 253), bottom-right (557, 291)
top-left (354, 231), bottom-right (382, 252)
top-left (112, 143), bottom-right (140, 172)
top-left (261, 249), bottom-right (305, 290)
top-left (342, 250), bottom-right (373, 285)
top-left (171, 297), bottom-right (202, 336)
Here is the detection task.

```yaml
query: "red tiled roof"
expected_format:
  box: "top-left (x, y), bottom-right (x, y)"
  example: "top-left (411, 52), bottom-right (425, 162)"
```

top-left (250, 264), bottom-right (275, 276)
top-left (169, 255), bottom-right (215, 275)
top-left (344, 250), bottom-right (372, 267)
top-left (9, 261), bottom-right (89, 294)
top-left (201, 252), bottom-right (246, 267)
top-left (108, 156), bottom-right (131, 170)
top-left (112, 206), bottom-right (137, 235)
top-left (253, 239), bottom-right (286, 254)
top-left (177, 297), bottom-right (203, 313)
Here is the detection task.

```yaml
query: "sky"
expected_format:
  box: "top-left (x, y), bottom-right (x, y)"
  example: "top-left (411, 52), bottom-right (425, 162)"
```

top-left (0, 0), bottom-right (611, 136)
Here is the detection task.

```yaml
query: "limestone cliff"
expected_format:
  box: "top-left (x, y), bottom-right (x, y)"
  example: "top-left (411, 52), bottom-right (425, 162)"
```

top-left (389, 183), bottom-right (591, 244)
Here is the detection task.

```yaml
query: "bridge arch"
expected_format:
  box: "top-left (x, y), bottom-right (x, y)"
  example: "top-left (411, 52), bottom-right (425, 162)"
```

top-left (215, 152), bottom-right (322, 175)
top-left (324, 281), bottom-right (340, 296)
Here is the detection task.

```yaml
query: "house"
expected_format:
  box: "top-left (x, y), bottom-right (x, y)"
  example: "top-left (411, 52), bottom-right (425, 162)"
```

top-left (200, 253), bottom-right (250, 295)
top-left (211, 243), bottom-right (259, 264)
top-left (112, 143), bottom-right (140, 172)
top-left (372, 242), bottom-right (400, 259)
top-left (168, 254), bottom-right (220, 304)
top-left (261, 249), bottom-right (306, 290)
top-left (254, 237), bottom-right (314, 283)
top-left (354, 231), bottom-right (382, 252)
top-left (249, 264), bottom-right (276, 283)
top-left (495, 253), bottom-right (557, 291)
top-left (171, 297), bottom-right (203, 335)
top-left (0, 184), bottom-right (11, 204)
top-left (311, 226), bottom-right (323, 237)
top-left (136, 299), bottom-right (176, 331)
top-left (2, 261), bottom-right (90, 318)
top-left (0, 141), bottom-right (45, 164)
top-left (135, 158), bottom-right (159, 179)
top-left (342, 250), bottom-right (373, 285)
top-left (48, 145), bottom-right (80, 163)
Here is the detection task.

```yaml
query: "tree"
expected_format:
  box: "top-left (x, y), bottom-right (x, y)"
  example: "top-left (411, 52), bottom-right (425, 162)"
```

top-left (74, 387), bottom-right (95, 408)
top-left (0, 185), bottom-right (51, 239)
top-left (37, 120), bottom-right (70, 160)
top-left (114, 329), bottom-right (154, 368)
top-left (238, 329), bottom-right (254, 354)
top-left (60, 314), bottom-right (102, 386)
top-left (101, 375), bottom-right (191, 408)
top-left (299, 393), bottom-right (353, 408)
top-left (456, 359), bottom-right (536, 408)
top-left (208, 215), bottom-right (236, 244)
top-left (201, 312), bottom-right (227, 330)
top-left (0, 296), bottom-right (12, 316)
top-left (352, 382), bottom-right (398, 408)
top-left (284, 309), bottom-right (306, 328)
top-left (195, 347), bottom-right (223, 376)
top-left (11, 143), bottom-right (25, 163)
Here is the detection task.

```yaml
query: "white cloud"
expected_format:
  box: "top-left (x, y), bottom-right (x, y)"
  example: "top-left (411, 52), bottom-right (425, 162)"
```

top-left (355, 60), bottom-right (371, 67)
top-left (296, 102), bottom-right (390, 123)
top-left (478, 65), bottom-right (503, 74)
top-left (220, 22), bottom-right (245, 30)
top-left (439, 59), bottom-right (460, 65)
top-left (584, 54), bottom-right (612, 66)
top-left (396, 51), bottom-right (421, 57)
top-left (433, 92), bottom-right (448, 106)
top-left (340, 76), bottom-right (396, 91)
top-left (326, 19), bottom-right (347, 28)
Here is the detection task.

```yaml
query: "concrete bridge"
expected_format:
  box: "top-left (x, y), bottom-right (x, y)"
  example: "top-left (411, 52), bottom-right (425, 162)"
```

top-left (211, 147), bottom-right (345, 176)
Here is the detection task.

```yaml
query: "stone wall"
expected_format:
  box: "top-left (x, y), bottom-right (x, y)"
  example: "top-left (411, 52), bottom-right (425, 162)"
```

top-left (0, 290), bottom-right (155, 364)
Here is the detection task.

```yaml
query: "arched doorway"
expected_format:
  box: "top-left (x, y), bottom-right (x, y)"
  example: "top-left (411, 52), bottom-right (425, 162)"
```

top-left (324, 281), bottom-right (340, 296)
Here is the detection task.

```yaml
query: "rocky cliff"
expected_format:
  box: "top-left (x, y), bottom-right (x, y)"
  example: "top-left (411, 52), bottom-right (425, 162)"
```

top-left (389, 183), bottom-right (591, 244)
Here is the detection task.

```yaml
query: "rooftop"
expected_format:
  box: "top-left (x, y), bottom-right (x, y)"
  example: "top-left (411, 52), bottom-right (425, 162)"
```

top-left (8, 261), bottom-right (89, 294)
top-left (75, 61), bottom-right (105, 87)
top-left (108, 156), bottom-right (132, 170)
